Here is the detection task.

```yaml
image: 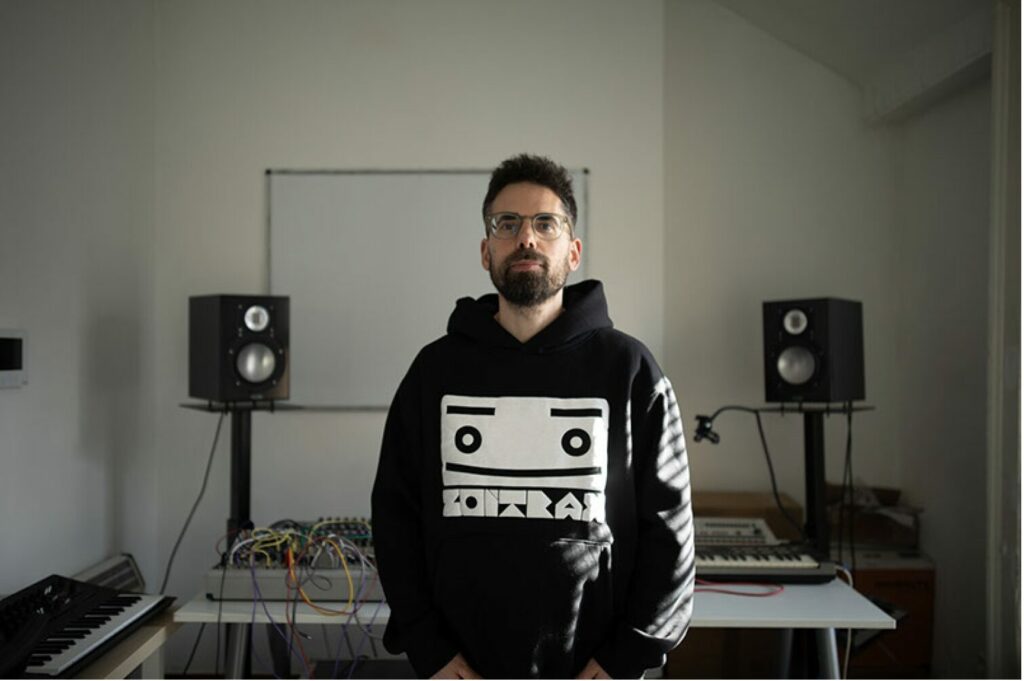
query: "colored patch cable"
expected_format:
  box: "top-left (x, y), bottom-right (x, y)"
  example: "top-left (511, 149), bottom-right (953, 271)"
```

top-left (222, 527), bottom-right (380, 616)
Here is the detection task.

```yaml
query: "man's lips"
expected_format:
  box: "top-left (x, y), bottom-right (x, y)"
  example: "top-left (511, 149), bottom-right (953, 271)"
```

top-left (508, 255), bottom-right (546, 269)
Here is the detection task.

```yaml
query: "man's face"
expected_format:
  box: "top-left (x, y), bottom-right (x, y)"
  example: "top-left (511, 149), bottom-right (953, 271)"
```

top-left (481, 182), bottom-right (582, 307)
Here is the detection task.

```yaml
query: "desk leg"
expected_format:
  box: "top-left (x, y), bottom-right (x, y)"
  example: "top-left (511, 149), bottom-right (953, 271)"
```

top-left (267, 623), bottom-right (291, 677)
top-left (140, 645), bottom-right (165, 679)
top-left (777, 628), bottom-right (793, 678)
top-left (815, 628), bottom-right (840, 679)
top-left (224, 624), bottom-right (249, 680)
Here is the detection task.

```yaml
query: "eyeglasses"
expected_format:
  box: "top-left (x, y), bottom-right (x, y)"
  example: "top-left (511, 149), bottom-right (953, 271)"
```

top-left (484, 212), bottom-right (573, 241)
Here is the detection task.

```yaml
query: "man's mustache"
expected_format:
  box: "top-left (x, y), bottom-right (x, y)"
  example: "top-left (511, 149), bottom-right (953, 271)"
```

top-left (506, 252), bottom-right (548, 267)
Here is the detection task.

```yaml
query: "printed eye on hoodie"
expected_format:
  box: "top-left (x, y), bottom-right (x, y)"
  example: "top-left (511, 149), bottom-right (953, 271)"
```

top-left (440, 395), bottom-right (609, 522)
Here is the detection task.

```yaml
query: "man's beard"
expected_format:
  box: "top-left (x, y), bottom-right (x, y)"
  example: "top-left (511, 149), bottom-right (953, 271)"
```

top-left (489, 249), bottom-right (571, 308)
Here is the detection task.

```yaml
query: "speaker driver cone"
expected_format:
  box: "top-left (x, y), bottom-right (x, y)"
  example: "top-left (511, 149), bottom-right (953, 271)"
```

top-left (236, 343), bottom-right (276, 383)
top-left (777, 346), bottom-right (815, 385)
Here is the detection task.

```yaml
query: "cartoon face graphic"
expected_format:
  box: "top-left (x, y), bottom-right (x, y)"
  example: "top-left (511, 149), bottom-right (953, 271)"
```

top-left (440, 395), bottom-right (609, 522)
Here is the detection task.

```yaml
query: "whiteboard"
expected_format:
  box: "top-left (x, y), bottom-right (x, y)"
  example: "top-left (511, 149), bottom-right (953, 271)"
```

top-left (268, 170), bottom-right (589, 408)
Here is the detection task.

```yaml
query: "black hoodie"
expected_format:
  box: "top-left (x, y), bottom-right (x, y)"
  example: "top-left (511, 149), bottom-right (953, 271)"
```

top-left (371, 280), bottom-right (694, 679)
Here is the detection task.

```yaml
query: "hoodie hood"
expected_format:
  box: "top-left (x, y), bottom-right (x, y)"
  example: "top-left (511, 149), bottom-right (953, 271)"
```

top-left (447, 279), bottom-right (613, 353)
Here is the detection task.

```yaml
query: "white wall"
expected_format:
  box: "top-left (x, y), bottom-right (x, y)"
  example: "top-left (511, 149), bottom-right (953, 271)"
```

top-left (664, 0), bottom-right (901, 504)
top-left (894, 77), bottom-right (992, 678)
top-left (664, 2), bottom-right (994, 677)
top-left (147, 0), bottom-right (665, 671)
top-left (0, 0), bottom-right (154, 595)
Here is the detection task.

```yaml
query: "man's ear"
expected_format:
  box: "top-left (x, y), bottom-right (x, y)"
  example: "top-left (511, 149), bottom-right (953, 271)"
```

top-left (480, 239), bottom-right (491, 271)
top-left (568, 238), bottom-right (582, 272)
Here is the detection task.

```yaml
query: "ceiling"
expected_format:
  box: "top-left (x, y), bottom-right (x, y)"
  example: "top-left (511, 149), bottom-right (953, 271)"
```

top-left (713, 0), bottom-right (992, 87)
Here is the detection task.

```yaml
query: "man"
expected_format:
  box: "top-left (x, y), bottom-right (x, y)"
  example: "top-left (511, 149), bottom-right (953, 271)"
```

top-left (372, 154), bottom-right (694, 679)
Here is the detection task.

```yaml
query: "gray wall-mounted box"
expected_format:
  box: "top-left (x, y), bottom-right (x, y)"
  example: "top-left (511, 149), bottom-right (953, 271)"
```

top-left (0, 330), bottom-right (27, 388)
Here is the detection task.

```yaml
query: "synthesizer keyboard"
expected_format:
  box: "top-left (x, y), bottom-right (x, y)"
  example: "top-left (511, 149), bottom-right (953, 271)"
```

top-left (0, 574), bottom-right (173, 678)
top-left (694, 516), bottom-right (780, 546)
top-left (695, 544), bottom-right (836, 584)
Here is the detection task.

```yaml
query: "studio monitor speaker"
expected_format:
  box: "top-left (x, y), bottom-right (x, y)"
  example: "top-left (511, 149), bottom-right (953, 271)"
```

top-left (189, 294), bottom-right (289, 402)
top-left (763, 298), bottom-right (864, 403)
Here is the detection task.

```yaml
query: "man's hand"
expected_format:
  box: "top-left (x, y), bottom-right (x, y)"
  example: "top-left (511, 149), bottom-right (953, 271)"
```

top-left (430, 653), bottom-right (481, 679)
top-left (576, 658), bottom-right (611, 679)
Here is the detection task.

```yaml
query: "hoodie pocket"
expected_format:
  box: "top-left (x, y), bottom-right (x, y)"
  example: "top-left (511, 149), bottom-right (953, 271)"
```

top-left (433, 534), bottom-right (613, 679)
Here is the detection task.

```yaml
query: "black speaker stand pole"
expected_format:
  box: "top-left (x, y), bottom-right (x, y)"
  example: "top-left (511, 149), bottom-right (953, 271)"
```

top-left (227, 409), bottom-right (252, 545)
top-left (803, 411), bottom-right (829, 555)
top-left (224, 407), bottom-right (253, 680)
top-left (796, 410), bottom-right (832, 679)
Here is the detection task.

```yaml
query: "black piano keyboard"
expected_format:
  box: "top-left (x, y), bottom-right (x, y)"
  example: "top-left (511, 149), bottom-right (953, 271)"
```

top-left (0, 574), bottom-right (173, 678)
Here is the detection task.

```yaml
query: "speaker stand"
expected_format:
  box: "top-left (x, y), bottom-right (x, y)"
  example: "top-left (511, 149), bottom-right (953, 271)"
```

top-left (761, 403), bottom-right (874, 552)
top-left (181, 400), bottom-right (283, 678)
top-left (695, 402), bottom-right (875, 553)
top-left (791, 404), bottom-right (874, 554)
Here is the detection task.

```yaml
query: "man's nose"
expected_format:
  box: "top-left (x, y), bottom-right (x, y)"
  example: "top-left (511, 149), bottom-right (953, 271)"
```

top-left (516, 218), bottom-right (539, 249)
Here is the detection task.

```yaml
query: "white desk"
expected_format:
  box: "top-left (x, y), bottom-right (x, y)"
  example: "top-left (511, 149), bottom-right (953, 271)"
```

top-left (693, 579), bottom-right (894, 678)
top-left (72, 611), bottom-right (181, 679)
top-left (175, 580), bottom-right (894, 679)
top-left (175, 597), bottom-right (388, 624)
top-left (694, 579), bottom-right (893, 629)
top-left (174, 598), bottom-right (390, 678)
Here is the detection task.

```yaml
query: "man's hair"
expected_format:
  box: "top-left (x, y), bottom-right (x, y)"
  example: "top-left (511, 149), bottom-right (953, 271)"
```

top-left (482, 154), bottom-right (578, 235)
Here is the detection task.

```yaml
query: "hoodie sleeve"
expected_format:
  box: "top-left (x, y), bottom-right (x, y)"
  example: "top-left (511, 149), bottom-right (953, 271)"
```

top-left (594, 372), bottom-right (696, 679)
top-left (371, 362), bottom-right (459, 678)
